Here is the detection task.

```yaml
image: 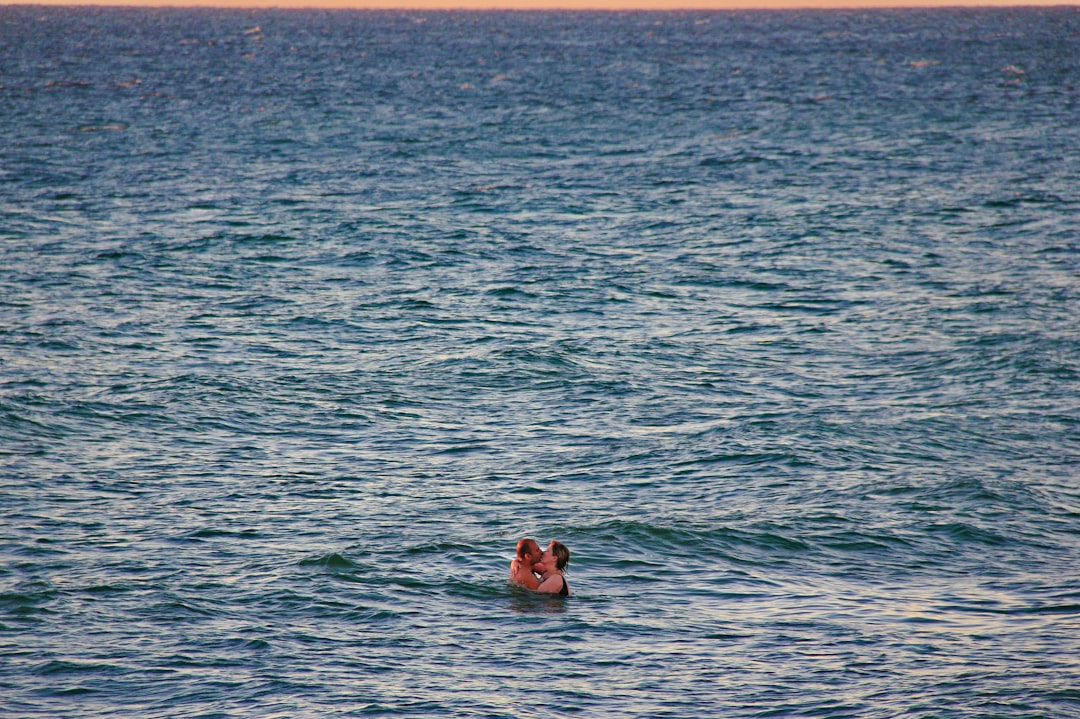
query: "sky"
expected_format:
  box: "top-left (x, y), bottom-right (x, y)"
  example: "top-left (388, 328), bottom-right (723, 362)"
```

top-left (3, 0), bottom-right (1072, 8)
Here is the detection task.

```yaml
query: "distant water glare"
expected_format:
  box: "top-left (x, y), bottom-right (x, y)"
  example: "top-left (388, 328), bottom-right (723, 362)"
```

top-left (1, 6), bottom-right (1079, 718)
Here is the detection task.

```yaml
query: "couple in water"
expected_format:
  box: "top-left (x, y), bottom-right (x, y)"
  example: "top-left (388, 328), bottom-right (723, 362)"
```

top-left (509, 538), bottom-right (571, 596)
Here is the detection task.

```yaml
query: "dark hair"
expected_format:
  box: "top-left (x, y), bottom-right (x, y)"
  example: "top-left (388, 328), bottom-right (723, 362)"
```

top-left (517, 538), bottom-right (540, 560)
top-left (550, 541), bottom-right (570, 571)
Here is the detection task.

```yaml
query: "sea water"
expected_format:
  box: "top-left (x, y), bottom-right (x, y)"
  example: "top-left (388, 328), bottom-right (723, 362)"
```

top-left (1, 6), bottom-right (1078, 718)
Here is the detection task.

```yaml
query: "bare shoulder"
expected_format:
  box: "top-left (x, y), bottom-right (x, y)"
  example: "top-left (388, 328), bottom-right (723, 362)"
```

top-left (536, 573), bottom-right (567, 594)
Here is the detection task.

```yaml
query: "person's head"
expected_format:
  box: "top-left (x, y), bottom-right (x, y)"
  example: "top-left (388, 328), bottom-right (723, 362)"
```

top-left (543, 540), bottom-right (570, 571)
top-left (517, 538), bottom-right (542, 563)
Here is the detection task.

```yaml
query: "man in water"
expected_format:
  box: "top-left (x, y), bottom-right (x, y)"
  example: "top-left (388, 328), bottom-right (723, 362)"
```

top-left (509, 537), bottom-right (542, 590)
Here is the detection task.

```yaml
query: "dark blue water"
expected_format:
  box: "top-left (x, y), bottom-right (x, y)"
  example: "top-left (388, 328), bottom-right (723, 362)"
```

top-left (2, 6), bottom-right (1079, 718)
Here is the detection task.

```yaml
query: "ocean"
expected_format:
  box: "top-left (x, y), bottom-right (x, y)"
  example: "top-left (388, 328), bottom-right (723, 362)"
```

top-left (1, 5), bottom-right (1078, 718)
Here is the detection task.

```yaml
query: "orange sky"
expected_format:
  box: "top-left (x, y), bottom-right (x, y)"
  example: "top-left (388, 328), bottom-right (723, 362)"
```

top-left (3, 0), bottom-right (1072, 8)
top-left (4, 0), bottom-right (1072, 8)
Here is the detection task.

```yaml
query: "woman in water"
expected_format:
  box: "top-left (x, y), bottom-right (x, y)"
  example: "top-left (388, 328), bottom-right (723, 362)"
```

top-left (535, 540), bottom-right (571, 596)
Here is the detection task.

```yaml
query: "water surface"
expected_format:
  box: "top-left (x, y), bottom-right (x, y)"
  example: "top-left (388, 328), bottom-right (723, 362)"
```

top-left (1, 7), bottom-right (1079, 718)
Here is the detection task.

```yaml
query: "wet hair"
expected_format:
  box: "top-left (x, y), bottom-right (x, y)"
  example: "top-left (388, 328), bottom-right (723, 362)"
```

top-left (516, 538), bottom-right (541, 560)
top-left (550, 541), bottom-right (570, 571)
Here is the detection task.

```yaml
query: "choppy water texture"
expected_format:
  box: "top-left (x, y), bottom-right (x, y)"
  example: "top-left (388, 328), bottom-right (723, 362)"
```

top-left (2, 6), bottom-right (1080, 718)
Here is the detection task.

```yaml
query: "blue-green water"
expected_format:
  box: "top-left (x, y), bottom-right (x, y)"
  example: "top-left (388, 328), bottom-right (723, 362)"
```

top-left (2, 6), bottom-right (1078, 718)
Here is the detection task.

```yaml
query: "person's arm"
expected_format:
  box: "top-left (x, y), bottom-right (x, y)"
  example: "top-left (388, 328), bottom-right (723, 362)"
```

top-left (512, 560), bottom-right (541, 590)
top-left (519, 570), bottom-right (540, 590)
top-left (535, 573), bottom-right (564, 594)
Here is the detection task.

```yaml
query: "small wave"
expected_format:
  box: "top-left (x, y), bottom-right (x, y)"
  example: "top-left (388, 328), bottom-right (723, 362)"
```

top-left (984, 192), bottom-right (1066, 208)
top-left (404, 540), bottom-right (475, 556)
top-left (50, 686), bottom-right (97, 696)
top-left (184, 527), bottom-right (261, 540)
top-left (236, 233), bottom-right (296, 245)
top-left (145, 599), bottom-right (216, 619)
top-left (300, 552), bottom-right (355, 569)
top-left (699, 154), bottom-right (770, 167)
top-left (955, 603), bottom-right (1080, 616)
top-left (485, 286), bottom-right (539, 299)
top-left (563, 518), bottom-right (813, 559)
top-left (36, 660), bottom-right (120, 676)
top-left (429, 443), bottom-right (492, 456)
top-left (820, 532), bottom-right (905, 554)
top-left (926, 521), bottom-right (1008, 546)
top-left (94, 249), bottom-right (144, 262)
top-left (0, 588), bottom-right (59, 617)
